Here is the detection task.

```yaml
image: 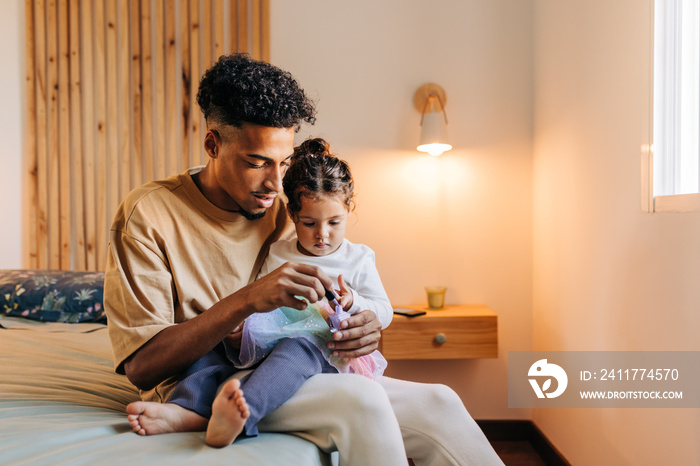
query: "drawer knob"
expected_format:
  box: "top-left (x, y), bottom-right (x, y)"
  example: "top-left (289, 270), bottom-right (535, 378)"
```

top-left (434, 333), bottom-right (447, 345)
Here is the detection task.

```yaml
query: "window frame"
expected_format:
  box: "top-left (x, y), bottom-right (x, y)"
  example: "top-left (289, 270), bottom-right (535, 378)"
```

top-left (645, 0), bottom-right (700, 213)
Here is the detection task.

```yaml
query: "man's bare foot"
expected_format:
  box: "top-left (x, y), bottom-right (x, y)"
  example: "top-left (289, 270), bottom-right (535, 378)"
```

top-left (205, 379), bottom-right (250, 447)
top-left (126, 401), bottom-right (208, 436)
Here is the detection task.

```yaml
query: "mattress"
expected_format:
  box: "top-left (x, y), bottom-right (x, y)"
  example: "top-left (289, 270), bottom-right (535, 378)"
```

top-left (0, 316), bottom-right (331, 465)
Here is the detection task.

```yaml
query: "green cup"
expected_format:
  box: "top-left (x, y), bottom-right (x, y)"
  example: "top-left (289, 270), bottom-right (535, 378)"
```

top-left (425, 286), bottom-right (447, 309)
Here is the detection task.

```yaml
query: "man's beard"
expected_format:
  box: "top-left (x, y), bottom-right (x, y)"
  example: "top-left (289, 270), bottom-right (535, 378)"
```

top-left (239, 208), bottom-right (267, 221)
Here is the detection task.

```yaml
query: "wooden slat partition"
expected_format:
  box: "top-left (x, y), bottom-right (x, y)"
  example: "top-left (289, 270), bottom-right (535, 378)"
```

top-left (24, 0), bottom-right (269, 272)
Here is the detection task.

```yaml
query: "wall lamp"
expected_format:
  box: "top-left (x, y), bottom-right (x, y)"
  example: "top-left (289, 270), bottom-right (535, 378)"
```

top-left (414, 83), bottom-right (452, 156)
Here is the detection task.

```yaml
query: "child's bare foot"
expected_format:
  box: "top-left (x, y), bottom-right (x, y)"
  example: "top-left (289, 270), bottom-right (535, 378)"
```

top-left (126, 401), bottom-right (208, 436)
top-left (205, 379), bottom-right (250, 447)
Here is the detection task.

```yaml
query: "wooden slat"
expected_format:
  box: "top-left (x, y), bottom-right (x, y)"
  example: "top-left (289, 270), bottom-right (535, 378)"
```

top-left (58, 0), bottom-right (70, 269)
top-left (94, 0), bottom-right (108, 272)
top-left (130, 0), bottom-right (142, 188)
top-left (261, 0), bottom-right (270, 62)
top-left (189, 0), bottom-right (201, 165)
top-left (237, 0), bottom-right (247, 52)
top-left (180, 0), bottom-right (191, 170)
top-left (25, 0), bottom-right (38, 268)
top-left (165, 0), bottom-right (177, 174)
top-left (154, 0), bottom-right (166, 178)
top-left (81, 0), bottom-right (97, 271)
top-left (106, 0), bottom-right (119, 259)
top-left (47, 0), bottom-right (60, 269)
top-left (229, 0), bottom-right (238, 53)
top-left (214, 0), bottom-right (224, 61)
top-left (105, 2), bottom-right (119, 260)
top-left (35, 0), bottom-right (48, 270)
top-left (200, 0), bottom-right (214, 165)
top-left (203, 0), bottom-right (212, 66)
top-left (141, 0), bottom-right (154, 181)
top-left (119, 0), bottom-right (131, 199)
top-left (252, 0), bottom-right (260, 59)
top-left (69, 0), bottom-right (86, 270)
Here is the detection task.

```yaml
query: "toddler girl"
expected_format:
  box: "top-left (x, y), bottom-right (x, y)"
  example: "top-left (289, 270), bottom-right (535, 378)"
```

top-left (235, 137), bottom-right (391, 378)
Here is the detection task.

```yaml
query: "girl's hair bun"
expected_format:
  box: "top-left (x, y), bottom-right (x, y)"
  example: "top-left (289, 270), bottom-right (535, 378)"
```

top-left (284, 138), bottom-right (355, 214)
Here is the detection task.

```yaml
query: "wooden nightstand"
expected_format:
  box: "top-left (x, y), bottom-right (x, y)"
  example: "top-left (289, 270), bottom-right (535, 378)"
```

top-left (380, 304), bottom-right (498, 359)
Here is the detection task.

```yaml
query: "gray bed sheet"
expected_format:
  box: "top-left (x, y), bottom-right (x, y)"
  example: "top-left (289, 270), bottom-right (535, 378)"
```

top-left (0, 316), bottom-right (331, 465)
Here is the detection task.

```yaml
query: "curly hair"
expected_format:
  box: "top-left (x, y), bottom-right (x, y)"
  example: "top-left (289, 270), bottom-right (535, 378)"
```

top-left (284, 138), bottom-right (355, 214)
top-left (197, 53), bottom-right (316, 130)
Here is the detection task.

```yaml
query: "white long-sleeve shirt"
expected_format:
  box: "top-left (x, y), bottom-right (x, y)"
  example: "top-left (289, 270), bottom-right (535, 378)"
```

top-left (259, 237), bottom-right (393, 329)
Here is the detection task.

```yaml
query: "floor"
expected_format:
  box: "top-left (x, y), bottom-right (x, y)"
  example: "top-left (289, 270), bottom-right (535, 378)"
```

top-left (477, 420), bottom-right (568, 466)
top-left (491, 440), bottom-right (547, 466)
top-left (406, 440), bottom-right (548, 466)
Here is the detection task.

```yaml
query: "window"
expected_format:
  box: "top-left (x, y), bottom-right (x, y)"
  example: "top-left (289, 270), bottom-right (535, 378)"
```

top-left (651, 0), bottom-right (700, 212)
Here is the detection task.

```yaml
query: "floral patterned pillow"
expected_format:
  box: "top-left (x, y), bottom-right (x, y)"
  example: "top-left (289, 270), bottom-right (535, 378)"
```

top-left (0, 270), bottom-right (105, 323)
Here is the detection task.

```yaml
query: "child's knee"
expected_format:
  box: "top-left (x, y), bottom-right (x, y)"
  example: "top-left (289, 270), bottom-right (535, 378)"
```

top-left (273, 338), bottom-right (328, 372)
top-left (275, 338), bottom-right (320, 360)
top-left (276, 337), bottom-right (314, 352)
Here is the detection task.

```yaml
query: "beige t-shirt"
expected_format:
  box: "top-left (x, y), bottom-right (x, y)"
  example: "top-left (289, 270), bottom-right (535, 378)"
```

top-left (104, 167), bottom-right (292, 402)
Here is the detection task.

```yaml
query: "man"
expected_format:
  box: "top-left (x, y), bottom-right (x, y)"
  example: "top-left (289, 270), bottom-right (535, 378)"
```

top-left (105, 53), bottom-right (502, 466)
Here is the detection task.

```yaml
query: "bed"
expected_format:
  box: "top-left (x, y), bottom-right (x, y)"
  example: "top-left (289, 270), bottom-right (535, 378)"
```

top-left (0, 270), bottom-right (332, 465)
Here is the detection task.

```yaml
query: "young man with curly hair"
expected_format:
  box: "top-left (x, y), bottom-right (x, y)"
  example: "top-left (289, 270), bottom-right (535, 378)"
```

top-left (104, 54), bottom-right (502, 466)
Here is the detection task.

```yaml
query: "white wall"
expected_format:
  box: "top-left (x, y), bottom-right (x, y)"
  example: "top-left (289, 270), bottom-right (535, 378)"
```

top-left (0, 0), bottom-right (24, 269)
top-left (533, 0), bottom-right (700, 464)
top-left (271, 0), bottom-right (534, 420)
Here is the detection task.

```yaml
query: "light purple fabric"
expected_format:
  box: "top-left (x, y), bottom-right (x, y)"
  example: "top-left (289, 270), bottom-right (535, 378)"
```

top-left (328, 298), bottom-right (351, 333)
top-left (237, 299), bottom-right (386, 379)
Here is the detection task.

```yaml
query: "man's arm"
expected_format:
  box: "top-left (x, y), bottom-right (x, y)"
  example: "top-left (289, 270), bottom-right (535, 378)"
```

top-left (123, 262), bottom-right (335, 390)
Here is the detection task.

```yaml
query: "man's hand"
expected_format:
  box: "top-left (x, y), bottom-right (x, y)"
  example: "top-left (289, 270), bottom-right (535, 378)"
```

top-left (236, 261), bottom-right (335, 313)
top-left (326, 309), bottom-right (381, 358)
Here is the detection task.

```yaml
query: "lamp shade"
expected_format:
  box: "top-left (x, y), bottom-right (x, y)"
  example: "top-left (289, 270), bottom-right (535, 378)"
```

top-left (417, 110), bottom-right (452, 156)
